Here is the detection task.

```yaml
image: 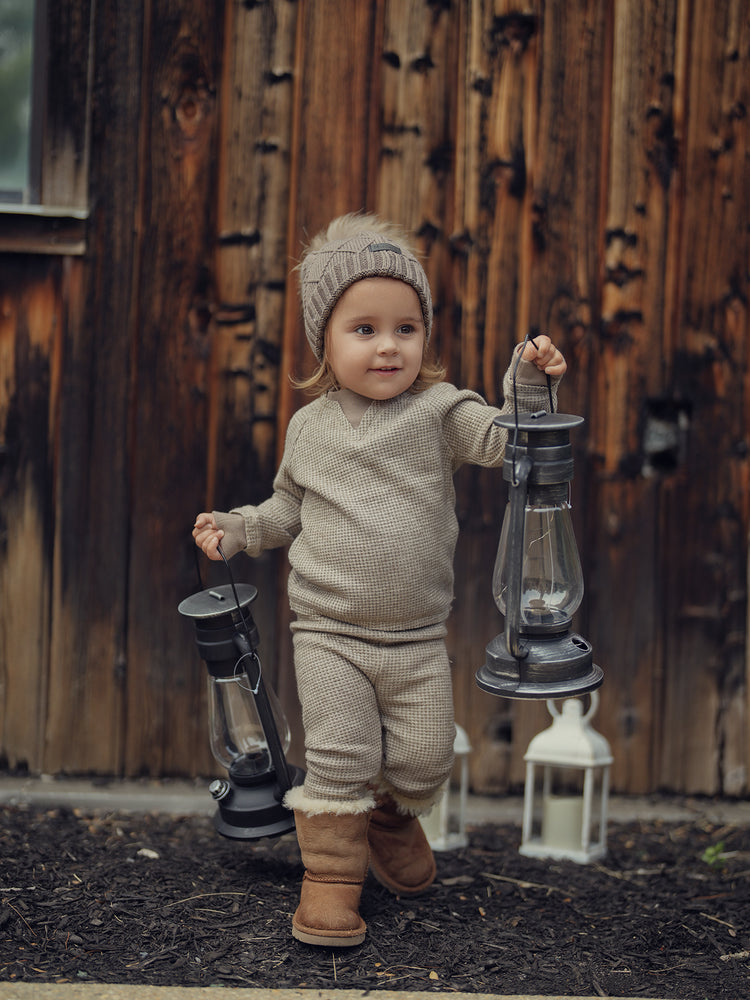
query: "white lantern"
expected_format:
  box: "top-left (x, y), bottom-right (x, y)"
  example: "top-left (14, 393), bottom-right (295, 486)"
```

top-left (520, 692), bottom-right (612, 863)
top-left (419, 725), bottom-right (472, 851)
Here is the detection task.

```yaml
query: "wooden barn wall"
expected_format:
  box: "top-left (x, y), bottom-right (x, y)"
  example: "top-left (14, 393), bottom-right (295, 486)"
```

top-left (0, 0), bottom-right (748, 796)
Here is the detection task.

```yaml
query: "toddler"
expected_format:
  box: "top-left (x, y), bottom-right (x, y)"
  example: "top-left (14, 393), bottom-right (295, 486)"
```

top-left (193, 213), bottom-right (566, 947)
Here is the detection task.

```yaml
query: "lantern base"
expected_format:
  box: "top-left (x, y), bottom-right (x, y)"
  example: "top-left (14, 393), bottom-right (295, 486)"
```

top-left (519, 837), bottom-right (607, 865)
top-left (209, 766), bottom-right (305, 840)
top-left (477, 631), bottom-right (603, 699)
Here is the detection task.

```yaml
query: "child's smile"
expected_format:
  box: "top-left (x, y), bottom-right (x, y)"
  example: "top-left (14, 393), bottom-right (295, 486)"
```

top-left (325, 277), bottom-right (426, 400)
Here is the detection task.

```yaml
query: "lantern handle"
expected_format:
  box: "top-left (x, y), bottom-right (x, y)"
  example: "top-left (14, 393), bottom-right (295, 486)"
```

top-left (234, 647), bottom-right (262, 696)
top-left (505, 453), bottom-right (533, 661)
top-left (526, 326), bottom-right (554, 412)
top-left (506, 327), bottom-right (554, 521)
top-left (546, 690), bottom-right (600, 721)
top-left (213, 544), bottom-right (294, 793)
top-left (511, 329), bottom-right (554, 431)
top-left (583, 689), bottom-right (600, 721)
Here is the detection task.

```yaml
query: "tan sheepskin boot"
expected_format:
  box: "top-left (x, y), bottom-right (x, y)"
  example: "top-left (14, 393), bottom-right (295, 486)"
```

top-left (291, 809), bottom-right (370, 947)
top-left (367, 794), bottom-right (436, 896)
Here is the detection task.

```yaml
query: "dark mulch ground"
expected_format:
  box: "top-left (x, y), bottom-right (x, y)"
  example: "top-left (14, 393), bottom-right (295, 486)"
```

top-left (1, 802), bottom-right (749, 998)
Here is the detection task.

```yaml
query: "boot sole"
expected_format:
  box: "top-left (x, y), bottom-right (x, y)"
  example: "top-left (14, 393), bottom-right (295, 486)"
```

top-left (292, 924), bottom-right (366, 947)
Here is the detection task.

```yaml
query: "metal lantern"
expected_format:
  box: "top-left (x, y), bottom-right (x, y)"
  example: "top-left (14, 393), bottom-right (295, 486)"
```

top-left (476, 411), bottom-right (603, 699)
top-left (519, 693), bottom-right (613, 863)
top-left (178, 583), bottom-right (304, 840)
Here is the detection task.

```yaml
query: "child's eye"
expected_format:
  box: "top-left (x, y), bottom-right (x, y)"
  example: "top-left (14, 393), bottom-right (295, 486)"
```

top-left (397, 324), bottom-right (416, 336)
top-left (355, 324), bottom-right (375, 336)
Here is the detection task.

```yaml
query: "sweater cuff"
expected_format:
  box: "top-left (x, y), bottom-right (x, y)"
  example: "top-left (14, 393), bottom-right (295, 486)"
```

top-left (502, 357), bottom-right (561, 411)
top-left (212, 511), bottom-right (247, 559)
top-left (512, 356), bottom-right (550, 387)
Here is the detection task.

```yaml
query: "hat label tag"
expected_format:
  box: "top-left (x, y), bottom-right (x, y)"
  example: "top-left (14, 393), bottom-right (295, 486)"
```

top-left (367, 242), bottom-right (402, 254)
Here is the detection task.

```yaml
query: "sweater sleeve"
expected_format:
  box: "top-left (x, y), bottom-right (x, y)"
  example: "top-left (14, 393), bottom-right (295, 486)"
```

top-left (501, 354), bottom-right (560, 413)
top-left (441, 356), bottom-right (563, 469)
top-left (228, 412), bottom-right (306, 556)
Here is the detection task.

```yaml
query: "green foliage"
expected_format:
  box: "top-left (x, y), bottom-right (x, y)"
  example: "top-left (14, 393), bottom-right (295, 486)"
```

top-left (700, 840), bottom-right (727, 870)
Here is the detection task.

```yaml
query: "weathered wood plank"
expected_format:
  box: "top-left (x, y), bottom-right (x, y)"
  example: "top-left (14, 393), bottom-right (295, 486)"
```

top-left (531, 0), bottom-right (610, 412)
top-left (375, 0), bottom-right (459, 366)
top-left (278, 0), bottom-right (383, 424)
top-left (657, 0), bottom-right (749, 793)
top-left (0, 261), bottom-right (59, 771)
top-left (42, 0), bottom-right (146, 774)
top-left (42, 0), bottom-right (92, 207)
top-left (212, 0), bottom-right (297, 498)
top-left (584, 0), bottom-right (680, 793)
top-left (205, 0), bottom-right (300, 740)
top-left (0, 211), bottom-right (87, 256)
top-left (453, 0), bottom-right (533, 406)
top-left (124, 0), bottom-right (225, 776)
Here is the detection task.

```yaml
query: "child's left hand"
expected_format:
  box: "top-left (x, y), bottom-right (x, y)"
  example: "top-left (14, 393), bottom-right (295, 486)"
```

top-left (519, 334), bottom-right (567, 377)
top-left (192, 512), bottom-right (225, 561)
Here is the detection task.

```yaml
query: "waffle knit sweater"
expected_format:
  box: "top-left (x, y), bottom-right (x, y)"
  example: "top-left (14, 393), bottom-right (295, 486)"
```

top-left (229, 360), bottom-right (558, 635)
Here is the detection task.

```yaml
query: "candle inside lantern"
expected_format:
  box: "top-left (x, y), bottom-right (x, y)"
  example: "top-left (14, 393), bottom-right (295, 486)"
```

top-left (542, 794), bottom-right (583, 851)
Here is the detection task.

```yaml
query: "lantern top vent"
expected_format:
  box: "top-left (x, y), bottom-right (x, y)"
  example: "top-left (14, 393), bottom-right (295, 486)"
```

top-left (494, 412), bottom-right (584, 433)
top-left (178, 583), bottom-right (257, 620)
top-left (524, 695), bottom-right (613, 767)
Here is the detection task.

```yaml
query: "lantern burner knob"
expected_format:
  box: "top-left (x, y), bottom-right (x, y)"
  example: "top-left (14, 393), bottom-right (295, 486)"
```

top-left (209, 779), bottom-right (231, 801)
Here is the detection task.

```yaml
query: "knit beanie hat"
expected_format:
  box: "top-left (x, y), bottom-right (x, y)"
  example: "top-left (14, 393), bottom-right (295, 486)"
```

top-left (299, 215), bottom-right (433, 362)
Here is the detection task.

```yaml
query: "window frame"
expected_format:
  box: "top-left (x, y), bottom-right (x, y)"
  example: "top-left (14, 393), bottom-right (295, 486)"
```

top-left (0, 0), bottom-right (91, 256)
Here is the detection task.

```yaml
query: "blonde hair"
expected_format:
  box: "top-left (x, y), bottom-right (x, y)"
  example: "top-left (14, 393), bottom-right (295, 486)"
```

top-left (292, 212), bottom-right (445, 395)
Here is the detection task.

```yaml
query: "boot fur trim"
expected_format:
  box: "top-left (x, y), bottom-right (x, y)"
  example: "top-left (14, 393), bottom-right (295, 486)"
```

top-left (284, 785), bottom-right (375, 817)
top-left (374, 778), bottom-right (443, 817)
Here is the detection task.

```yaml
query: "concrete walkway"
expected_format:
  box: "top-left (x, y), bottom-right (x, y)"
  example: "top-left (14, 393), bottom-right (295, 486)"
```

top-left (2, 774), bottom-right (750, 827)
top-left (0, 985), bottom-right (666, 1000)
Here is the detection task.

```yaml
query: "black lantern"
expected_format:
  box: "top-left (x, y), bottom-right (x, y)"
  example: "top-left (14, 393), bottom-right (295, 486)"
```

top-left (178, 583), bottom-right (304, 839)
top-left (476, 411), bottom-right (603, 699)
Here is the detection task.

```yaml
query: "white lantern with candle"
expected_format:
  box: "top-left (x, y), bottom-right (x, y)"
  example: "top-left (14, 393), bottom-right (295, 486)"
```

top-left (520, 692), bottom-right (612, 863)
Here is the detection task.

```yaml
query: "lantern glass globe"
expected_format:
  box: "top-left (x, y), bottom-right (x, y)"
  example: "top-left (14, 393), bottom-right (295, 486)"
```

top-left (493, 499), bottom-right (583, 630)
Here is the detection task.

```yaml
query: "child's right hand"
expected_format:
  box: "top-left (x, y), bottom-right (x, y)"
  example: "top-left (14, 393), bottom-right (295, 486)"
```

top-left (192, 512), bottom-right (225, 561)
top-left (518, 334), bottom-right (567, 377)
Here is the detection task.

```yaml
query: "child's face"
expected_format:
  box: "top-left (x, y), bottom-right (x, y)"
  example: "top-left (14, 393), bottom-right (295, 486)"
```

top-left (325, 277), bottom-right (426, 400)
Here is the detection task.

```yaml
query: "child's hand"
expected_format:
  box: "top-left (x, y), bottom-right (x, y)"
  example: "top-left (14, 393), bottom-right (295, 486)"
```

top-left (519, 334), bottom-right (567, 377)
top-left (192, 512), bottom-right (225, 561)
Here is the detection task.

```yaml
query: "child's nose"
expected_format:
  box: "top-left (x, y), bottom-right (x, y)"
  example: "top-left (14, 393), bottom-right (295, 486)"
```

top-left (377, 331), bottom-right (398, 353)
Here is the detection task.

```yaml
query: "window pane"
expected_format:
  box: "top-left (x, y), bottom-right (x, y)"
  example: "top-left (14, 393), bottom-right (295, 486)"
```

top-left (0, 0), bottom-right (35, 201)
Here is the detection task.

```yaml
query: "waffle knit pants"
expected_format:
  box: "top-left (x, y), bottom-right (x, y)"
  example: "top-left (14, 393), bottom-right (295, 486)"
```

top-left (292, 627), bottom-right (456, 807)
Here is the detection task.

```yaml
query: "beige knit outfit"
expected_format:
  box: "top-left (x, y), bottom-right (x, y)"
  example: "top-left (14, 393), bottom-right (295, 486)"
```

top-left (292, 629), bottom-right (454, 805)
top-left (226, 359), bottom-right (558, 810)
